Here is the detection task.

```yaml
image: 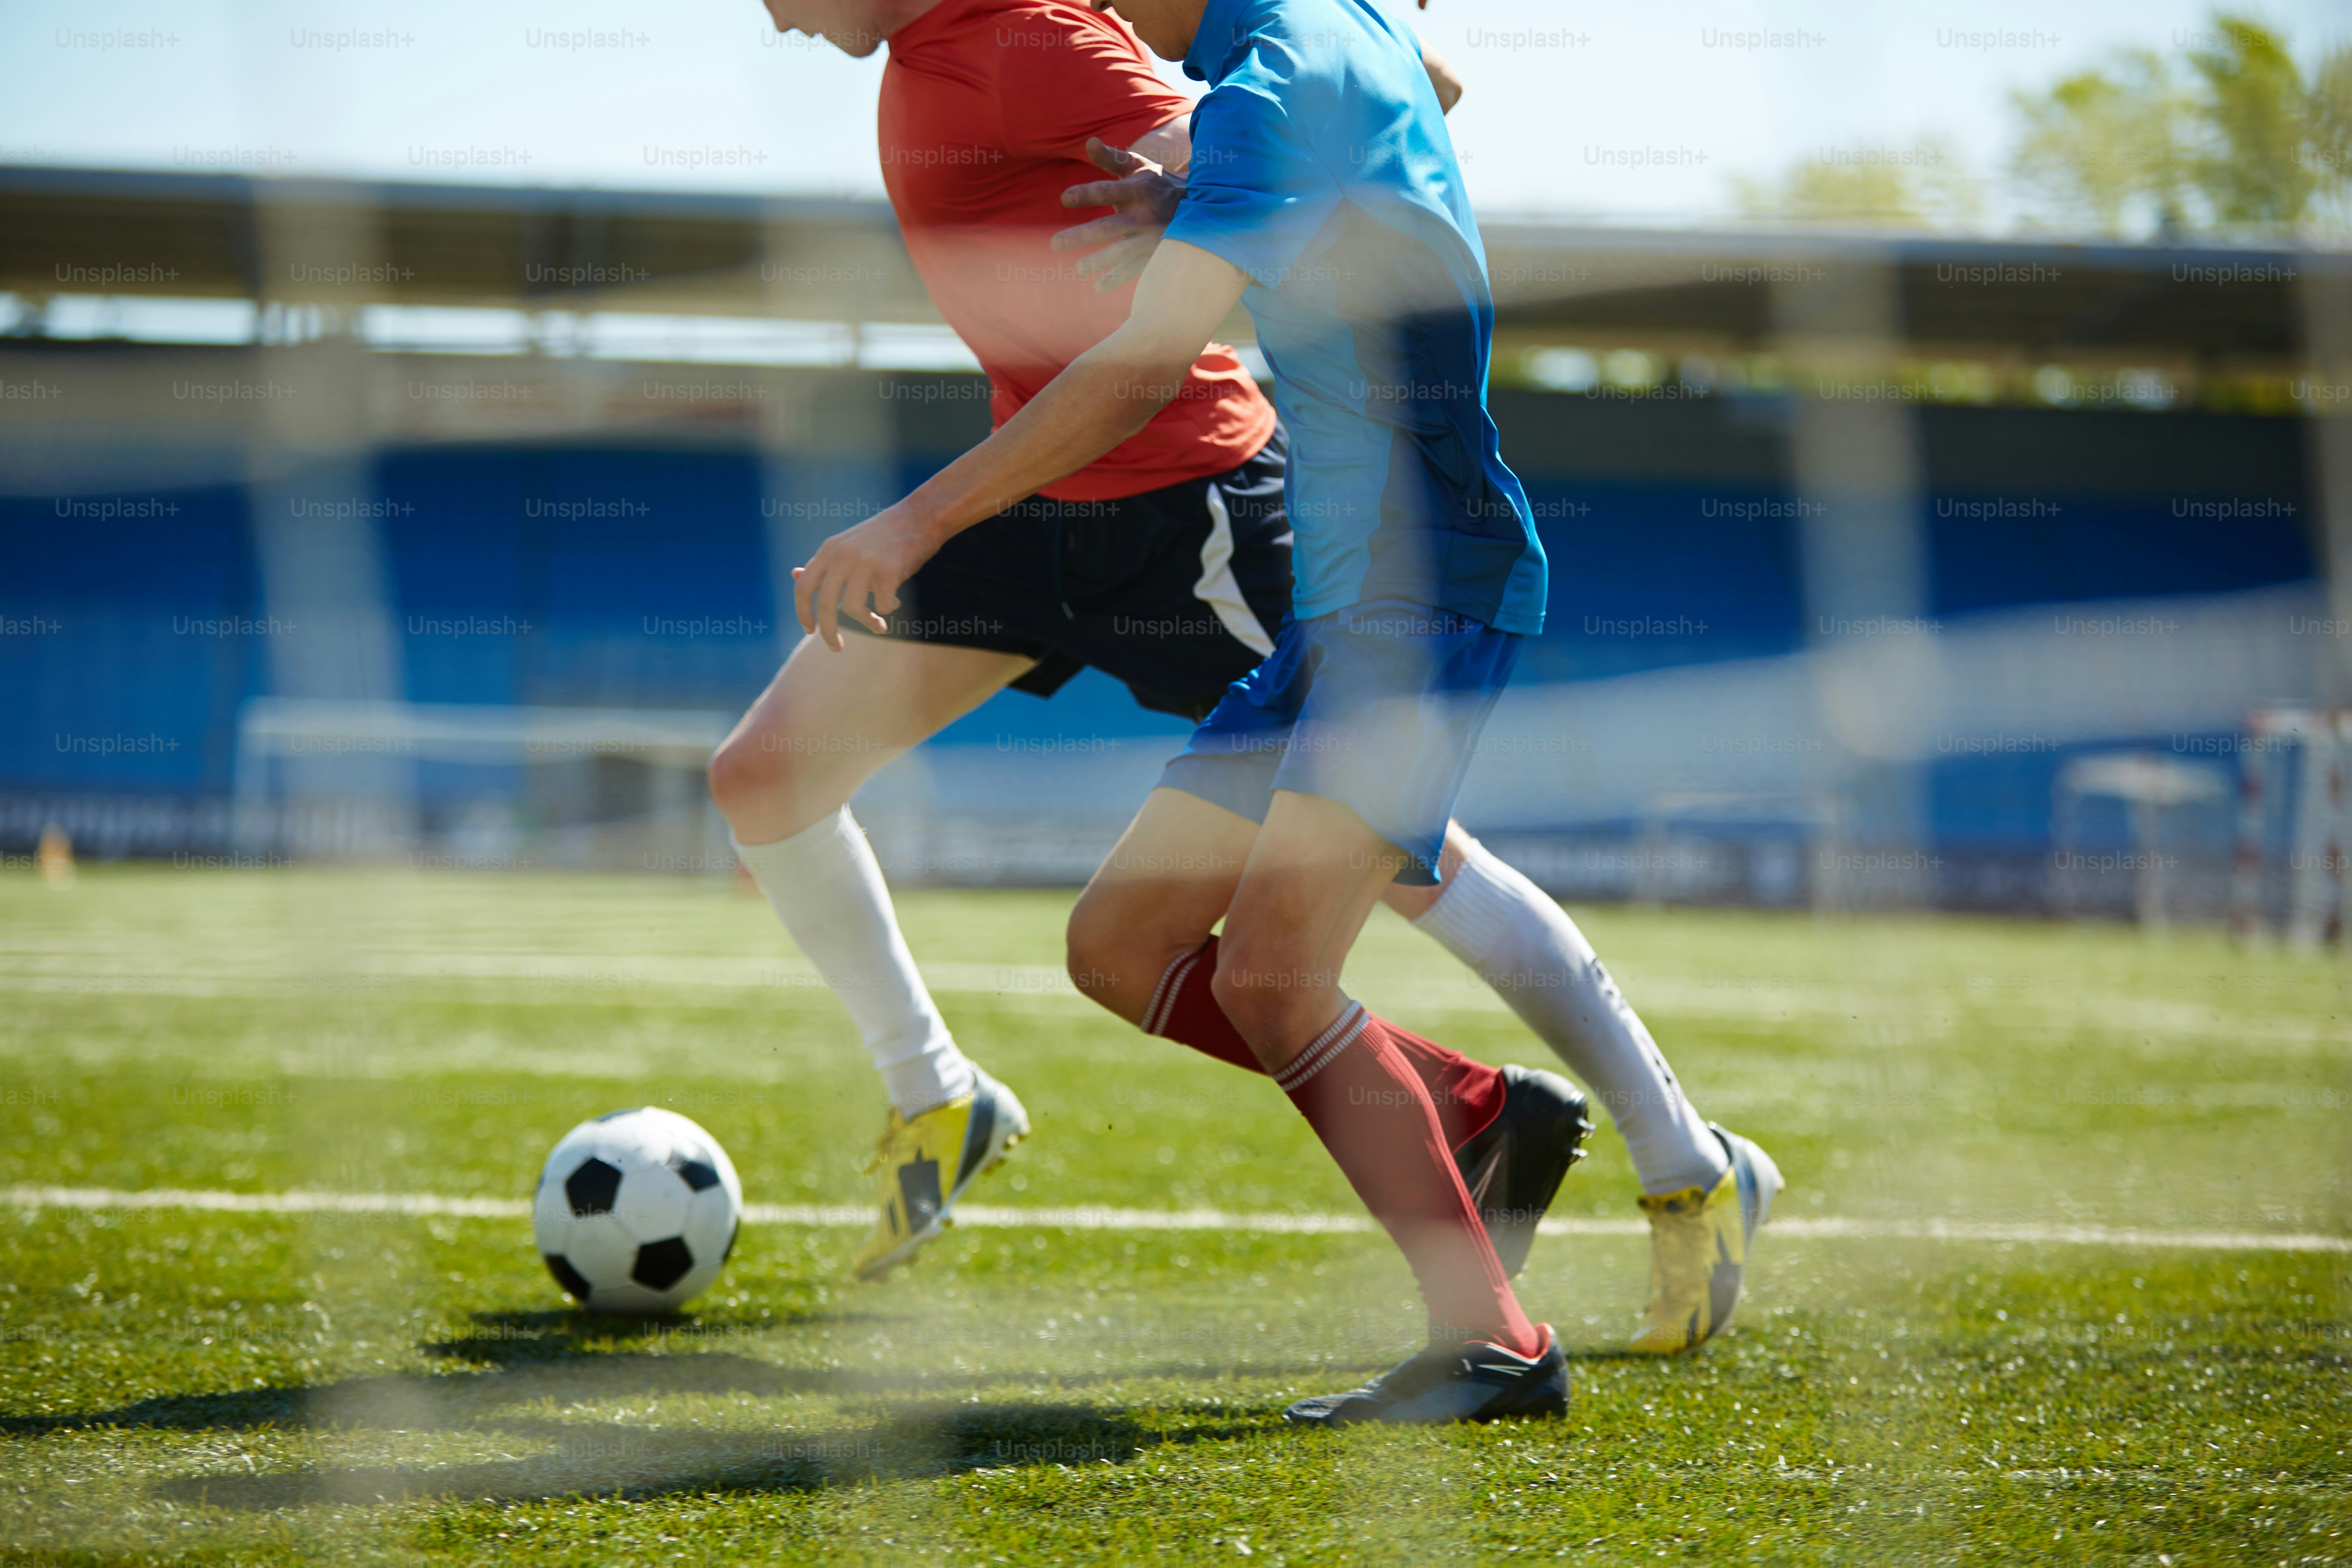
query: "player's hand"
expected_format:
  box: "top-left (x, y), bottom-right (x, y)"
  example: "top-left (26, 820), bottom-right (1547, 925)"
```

top-left (1051, 137), bottom-right (1186, 293)
top-left (791, 503), bottom-right (942, 651)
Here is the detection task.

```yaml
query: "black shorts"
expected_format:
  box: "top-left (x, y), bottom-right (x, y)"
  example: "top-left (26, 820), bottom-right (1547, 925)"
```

top-left (860, 428), bottom-right (1292, 722)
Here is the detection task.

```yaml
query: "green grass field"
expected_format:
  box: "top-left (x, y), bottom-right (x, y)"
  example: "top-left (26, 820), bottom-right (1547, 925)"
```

top-left (1, 867), bottom-right (2347, 1565)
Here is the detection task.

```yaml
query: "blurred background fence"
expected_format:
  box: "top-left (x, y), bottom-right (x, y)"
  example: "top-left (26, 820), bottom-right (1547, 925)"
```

top-left (3, 165), bottom-right (2349, 927)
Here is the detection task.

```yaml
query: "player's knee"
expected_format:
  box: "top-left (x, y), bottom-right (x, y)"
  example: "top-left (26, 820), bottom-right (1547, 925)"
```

top-left (1440, 822), bottom-right (1483, 872)
top-left (1063, 898), bottom-right (1116, 998)
top-left (1383, 824), bottom-right (1480, 919)
top-left (1066, 888), bottom-right (1214, 1027)
top-left (1064, 893), bottom-right (1148, 1015)
top-left (1208, 940), bottom-right (1308, 1060)
top-left (706, 729), bottom-right (794, 824)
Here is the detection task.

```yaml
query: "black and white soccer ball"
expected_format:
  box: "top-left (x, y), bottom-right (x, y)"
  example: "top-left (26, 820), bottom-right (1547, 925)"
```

top-left (532, 1107), bottom-right (744, 1313)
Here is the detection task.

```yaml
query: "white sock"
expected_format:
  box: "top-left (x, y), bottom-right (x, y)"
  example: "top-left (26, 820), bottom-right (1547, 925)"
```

top-left (1412, 840), bottom-right (1729, 1196)
top-left (732, 808), bottom-right (976, 1118)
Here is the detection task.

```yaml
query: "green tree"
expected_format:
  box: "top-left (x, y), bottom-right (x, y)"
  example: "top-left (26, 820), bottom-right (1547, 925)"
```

top-left (2008, 50), bottom-right (2196, 233)
top-left (2310, 46), bottom-right (2352, 218)
top-left (2185, 14), bottom-right (2317, 223)
top-left (2006, 11), bottom-right (2352, 235)
top-left (1731, 138), bottom-right (1983, 230)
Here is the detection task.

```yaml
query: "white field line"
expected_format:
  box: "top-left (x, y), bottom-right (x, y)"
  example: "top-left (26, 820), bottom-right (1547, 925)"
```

top-left (0, 950), bottom-right (1562, 1018)
top-left (5, 1185), bottom-right (2348, 1253)
top-left (0, 954), bottom-right (1107, 1004)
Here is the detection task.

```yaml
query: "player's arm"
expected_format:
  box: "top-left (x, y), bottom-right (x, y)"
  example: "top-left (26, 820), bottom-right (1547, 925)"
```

top-left (1409, 0), bottom-right (1463, 109)
top-left (1419, 39), bottom-right (1464, 112)
top-left (1053, 40), bottom-right (1463, 291)
top-left (792, 240), bottom-right (1251, 649)
top-left (1127, 114), bottom-right (1189, 173)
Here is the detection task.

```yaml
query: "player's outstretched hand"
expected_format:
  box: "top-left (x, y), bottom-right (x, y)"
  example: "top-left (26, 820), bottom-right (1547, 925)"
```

top-left (791, 504), bottom-right (940, 651)
top-left (1051, 137), bottom-right (1185, 293)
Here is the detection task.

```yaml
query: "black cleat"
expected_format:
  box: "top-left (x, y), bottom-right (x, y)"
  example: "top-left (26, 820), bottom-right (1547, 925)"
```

top-left (1284, 1324), bottom-right (1569, 1427)
top-left (1453, 1065), bottom-right (1592, 1278)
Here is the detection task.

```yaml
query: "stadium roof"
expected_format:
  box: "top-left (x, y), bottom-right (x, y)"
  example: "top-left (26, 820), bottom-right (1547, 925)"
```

top-left (2, 165), bottom-right (2340, 375)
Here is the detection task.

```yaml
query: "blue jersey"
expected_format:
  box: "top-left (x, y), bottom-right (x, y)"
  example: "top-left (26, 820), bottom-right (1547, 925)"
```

top-left (1166, 0), bottom-right (1546, 635)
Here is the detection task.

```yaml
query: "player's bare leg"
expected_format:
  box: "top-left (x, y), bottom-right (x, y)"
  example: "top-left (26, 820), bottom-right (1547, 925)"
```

top-left (709, 631), bottom-right (1039, 1280)
top-left (1069, 790), bottom-right (1591, 1278)
top-left (1065, 785), bottom-right (1256, 1024)
top-left (1070, 787), bottom-right (1503, 1126)
top-left (711, 630), bottom-right (1034, 844)
top-left (1079, 786), bottom-right (1570, 1418)
top-left (1209, 790), bottom-right (1398, 1055)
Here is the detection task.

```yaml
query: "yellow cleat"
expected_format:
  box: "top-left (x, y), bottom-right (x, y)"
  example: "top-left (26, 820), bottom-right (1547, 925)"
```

top-left (1630, 1124), bottom-right (1782, 1354)
top-left (851, 1067), bottom-right (1029, 1282)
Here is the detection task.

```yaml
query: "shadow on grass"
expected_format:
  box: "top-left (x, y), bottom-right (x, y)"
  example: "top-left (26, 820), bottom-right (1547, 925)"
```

top-left (148, 1405), bottom-right (1259, 1510)
top-left (145, 1405), bottom-right (1251, 1510)
top-left (1, 1301), bottom-right (1399, 1443)
top-left (0, 1307), bottom-right (1758, 1512)
top-left (2, 1355), bottom-right (1388, 1442)
top-left (417, 1307), bottom-right (848, 1366)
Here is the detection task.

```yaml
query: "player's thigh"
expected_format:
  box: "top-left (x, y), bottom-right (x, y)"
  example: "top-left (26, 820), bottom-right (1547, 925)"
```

top-left (1214, 788), bottom-right (1408, 1060)
top-left (1066, 785), bottom-right (1259, 1022)
top-left (710, 632), bottom-right (1034, 842)
top-left (1378, 820), bottom-right (1476, 921)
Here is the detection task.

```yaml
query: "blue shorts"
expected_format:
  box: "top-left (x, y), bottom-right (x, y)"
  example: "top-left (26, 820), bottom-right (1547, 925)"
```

top-left (1158, 601), bottom-right (1521, 885)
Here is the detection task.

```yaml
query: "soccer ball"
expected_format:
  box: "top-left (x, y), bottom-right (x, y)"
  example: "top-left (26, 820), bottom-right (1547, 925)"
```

top-left (532, 1107), bottom-right (744, 1313)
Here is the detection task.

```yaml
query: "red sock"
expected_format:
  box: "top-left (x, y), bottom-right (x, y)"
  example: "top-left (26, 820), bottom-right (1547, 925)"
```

top-left (1276, 1006), bottom-right (1539, 1354)
top-left (1142, 938), bottom-right (1506, 1149)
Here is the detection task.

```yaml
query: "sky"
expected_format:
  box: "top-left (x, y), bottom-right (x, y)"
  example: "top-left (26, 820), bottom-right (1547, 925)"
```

top-left (1, 0), bottom-right (2346, 226)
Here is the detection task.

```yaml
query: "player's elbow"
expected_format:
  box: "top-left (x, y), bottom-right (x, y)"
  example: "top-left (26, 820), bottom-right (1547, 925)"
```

top-left (1100, 350), bottom-right (1195, 424)
top-left (1088, 312), bottom-right (1217, 427)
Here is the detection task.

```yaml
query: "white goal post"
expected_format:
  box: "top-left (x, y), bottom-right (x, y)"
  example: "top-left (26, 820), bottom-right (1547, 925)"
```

top-left (2229, 706), bottom-right (2352, 947)
top-left (231, 697), bottom-right (736, 866)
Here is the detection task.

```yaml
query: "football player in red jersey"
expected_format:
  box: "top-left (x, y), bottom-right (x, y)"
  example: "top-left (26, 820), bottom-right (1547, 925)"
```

top-left (717, 0), bottom-right (1762, 1366)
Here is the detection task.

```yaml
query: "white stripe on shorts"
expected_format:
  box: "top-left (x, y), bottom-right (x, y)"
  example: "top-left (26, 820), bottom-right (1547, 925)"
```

top-left (1194, 481), bottom-right (1276, 657)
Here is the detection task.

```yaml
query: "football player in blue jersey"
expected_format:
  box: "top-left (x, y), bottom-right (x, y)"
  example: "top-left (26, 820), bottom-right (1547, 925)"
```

top-left (789, 0), bottom-right (1779, 1419)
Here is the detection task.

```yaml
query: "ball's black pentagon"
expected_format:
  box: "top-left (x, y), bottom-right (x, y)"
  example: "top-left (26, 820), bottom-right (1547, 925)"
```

top-left (565, 1157), bottom-right (622, 1216)
top-left (668, 1147), bottom-right (720, 1192)
top-left (545, 1253), bottom-right (594, 1303)
top-left (593, 1107), bottom-right (641, 1123)
top-left (632, 1236), bottom-right (695, 1291)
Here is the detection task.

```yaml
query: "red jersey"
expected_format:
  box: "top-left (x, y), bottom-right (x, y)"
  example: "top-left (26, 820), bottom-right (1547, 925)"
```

top-left (878, 0), bottom-right (1275, 502)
